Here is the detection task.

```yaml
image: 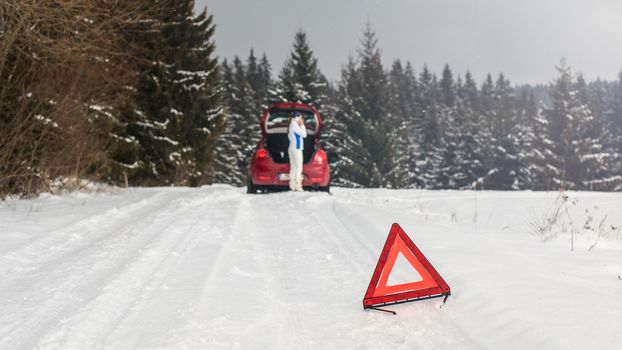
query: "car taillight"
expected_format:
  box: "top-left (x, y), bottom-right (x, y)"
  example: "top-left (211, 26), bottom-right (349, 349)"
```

top-left (256, 149), bottom-right (268, 159)
top-left (314, 151), bottom-right (326, 164)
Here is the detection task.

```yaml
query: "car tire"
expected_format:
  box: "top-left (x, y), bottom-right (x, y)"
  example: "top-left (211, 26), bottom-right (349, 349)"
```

top-left (321, 183), bottom-right (330, 193)
top-left (247, 175), bottom-right (258, 194)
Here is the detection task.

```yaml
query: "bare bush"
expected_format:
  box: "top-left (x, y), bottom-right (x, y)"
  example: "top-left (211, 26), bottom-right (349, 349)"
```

top-left (528, 189), bottom-right (621, 251)
top-left (528, 191), bottom-right (566, 239)
top-left (0, 1), bottom-right (153, 198)
top-left (587, 214), bottom-right (607, 252)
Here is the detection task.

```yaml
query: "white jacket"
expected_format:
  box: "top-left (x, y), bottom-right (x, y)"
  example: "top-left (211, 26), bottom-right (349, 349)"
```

top-left (288, 117), bottom-right (307, 151)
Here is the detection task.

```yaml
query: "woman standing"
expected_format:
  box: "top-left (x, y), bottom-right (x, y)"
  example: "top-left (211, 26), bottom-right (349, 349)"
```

top-left (288, 112), bottom-right (307, 191)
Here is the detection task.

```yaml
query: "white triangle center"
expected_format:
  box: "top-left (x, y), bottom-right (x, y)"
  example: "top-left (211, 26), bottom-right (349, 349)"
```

top-left (386, 251), bottom-right (423, 286)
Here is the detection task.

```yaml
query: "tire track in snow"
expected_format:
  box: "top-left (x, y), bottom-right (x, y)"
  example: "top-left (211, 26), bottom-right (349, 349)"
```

top-left (307, 194), bottom-right (377, 274)
top-left (35, 191), bottom-right (243, 349)
top-left (0, 192), bottom-right (182, 349)
top-left (0, 188), bottom-right (240, 349)
top-left (185, 192), bottom-right (336, 349)
top-left (102, 190), bottom-right (245, 348)
top-left (244, 194), bottom-right (317, 350)
top-left (191, 191), bottom-right (399, 349)
top-left (180, 193), bottom-right (291, 349)
top-left (0, 190), bottom-right (170, 278)
top-left (0, 191), bottom-right (190, 348)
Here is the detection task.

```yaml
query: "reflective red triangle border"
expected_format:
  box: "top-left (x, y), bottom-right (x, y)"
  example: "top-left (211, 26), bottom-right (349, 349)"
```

top-left (363, 223), bottom-right (451, 309)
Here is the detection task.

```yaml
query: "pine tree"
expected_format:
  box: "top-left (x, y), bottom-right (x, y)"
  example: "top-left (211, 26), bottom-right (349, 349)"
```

top-left (587, 79), bottom-right (608, 127)
top-left (575, 75), bottom-right (609, 190)
top-left (440, 64), bottom-right (456, 108)
top-left (97, 3), bottom-right (159, 186)
top-left (486, 73), bottom-right (522, 189)
top-left (124, 2), bottom-right (178, 185)
top-left (575, 74), bottom-right (590, 105)
top-left (388, 60), bottom-right (415, 128)
top-left (348, 23), bottom-right (393, 187)
top-left (602, 72), bottom-right (622, 189)
top-left (259, 54), bottom-right (273, 107)
top-left (328, 58), bottom-right (372, 187)
top-left (273, 30), bottom-right (327, 107)
top-left (162, 3), bottom-right (224, 185)
top-left (233, 56), bottom-right (262, 144)
top-left (514, 88), bottom-right (541, 189)
top-left (480, 74), bottom-right (495, 119)
top-left (436, 107), bottom-right (459, 188)
top-left (234, 55), bottom-right (262, 172)
top-left (120, 2), bottom-right (223, 186)
top-left (387, 59), bottom-right (417, 187)
top-left (402, 62), bottom-right (426, 188)
top-left (463, 71), bottom-right (481, 113)
top-left (213, 49), bottom-right (274, 186)
top-left (213, 55), bottom-right (263, 185)
top-left (246, 50), bottom-right (272, 110)
top-left (434, 67), bottom-right (485, 189)
top-left (246, 49), bottom-right (260, 96)
top-left (212, 60), bottom-right (248, 185)
top-left (435, 64), bottom-right (464, 188)
top-left (541, 61), bottom-right (602, 189)
top-left (417, 66), bottom-right (444, 188)
top-left (453, 72), bottom-right (486, 189)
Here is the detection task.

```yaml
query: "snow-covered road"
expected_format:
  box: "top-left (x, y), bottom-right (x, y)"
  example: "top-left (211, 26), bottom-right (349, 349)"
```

top-left (1, 186), bottom-right (621, 349)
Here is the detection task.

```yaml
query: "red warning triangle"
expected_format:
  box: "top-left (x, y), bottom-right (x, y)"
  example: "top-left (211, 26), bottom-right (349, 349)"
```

top-left (363, 223), bottom-right (450, 309)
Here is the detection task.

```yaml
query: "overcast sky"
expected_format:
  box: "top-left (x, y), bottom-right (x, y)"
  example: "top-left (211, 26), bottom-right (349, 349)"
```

top-left (194, 0), bottom-right (622, 85)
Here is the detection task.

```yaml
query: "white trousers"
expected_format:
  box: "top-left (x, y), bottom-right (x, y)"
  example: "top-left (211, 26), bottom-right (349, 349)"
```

top-left (288, 148), bottom-right (303, 191)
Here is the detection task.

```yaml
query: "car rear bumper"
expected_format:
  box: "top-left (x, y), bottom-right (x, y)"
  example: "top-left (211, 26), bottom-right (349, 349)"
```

top-left (250, 161), bottom-right (330, 187)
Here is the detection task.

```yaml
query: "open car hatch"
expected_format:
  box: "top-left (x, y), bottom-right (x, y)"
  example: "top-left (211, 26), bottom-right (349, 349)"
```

top-left (261, 104), bottom-right (322, 136)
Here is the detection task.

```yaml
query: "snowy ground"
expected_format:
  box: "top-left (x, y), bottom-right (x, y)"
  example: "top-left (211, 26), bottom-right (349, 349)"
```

top-left (1, 186), bottom-right (621, 349)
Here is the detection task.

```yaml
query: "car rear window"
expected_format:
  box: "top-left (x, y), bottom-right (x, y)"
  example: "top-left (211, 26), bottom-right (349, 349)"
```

top-left (265, 109), bottom-right (318, 134)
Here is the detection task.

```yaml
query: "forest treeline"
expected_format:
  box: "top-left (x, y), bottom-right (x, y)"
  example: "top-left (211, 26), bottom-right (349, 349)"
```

top-left (1, 2), bottom-right (621, 197)
top-left (1, 1), bottom-right (222, 197)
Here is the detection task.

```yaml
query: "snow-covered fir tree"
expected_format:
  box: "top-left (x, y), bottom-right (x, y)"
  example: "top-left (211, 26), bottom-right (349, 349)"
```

top-left (586, 79), bottom-right (608, 128)
top-left (601, 73), bottom-right (622, 189)
top-left (212, 60), bottom-right (249, 185)
top-left (513, 88), bottom-right (541, 189)
top-left (327, 58), bottom-right (373, 187)
top-left (119, 1), bottom-right (223, 186)
top-left (213, 54), bottom-right (265, 185)
top-left (162, 3), bottom-right (224, 186)
top-left (123, 3), bottom-right (178, 185)
top-left (540, 61), bottom-right (604, 190)
top-left (483, 74), bottom-right (522, 189)
top-left (451, 71), bottom-right (486, 189)
top-left (335, 24), bottom-right (396, 187)
top-left (246, 50), bottom-right (272, 111)
top-left (573, 74), bottom-right (611, 190)
top-left (97, 3), bottom-right (156, 186)
top-left (434, 65), bottom-right (457, 188)
top-left (401, 62), bottom-right (427, 188)
top-left (416, 66), bottom-right (444, 188)
top-left (272, 30), bottom-right (327, 107)
top-left (439, 64), bottom-right (456, 108)
top-left (387, 59), bottom-right (419, 188)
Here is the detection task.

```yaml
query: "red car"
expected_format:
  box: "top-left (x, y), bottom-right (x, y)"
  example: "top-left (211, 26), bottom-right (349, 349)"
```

top-left (247, 102), bottom-right (330, 193)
